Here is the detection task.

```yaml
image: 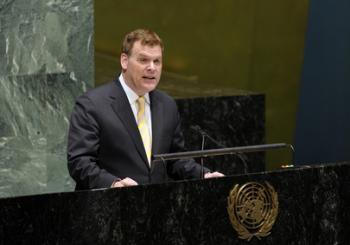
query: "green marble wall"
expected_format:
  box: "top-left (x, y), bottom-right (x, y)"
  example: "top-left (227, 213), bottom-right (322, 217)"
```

top-left (95, 0), bottom-right (309, 168)
top-left (0, 0), bottom-right (93, 197)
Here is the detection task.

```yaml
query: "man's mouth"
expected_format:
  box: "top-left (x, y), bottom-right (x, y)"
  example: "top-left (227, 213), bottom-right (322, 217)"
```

top-left (142, 76), bottom-right (156, 80)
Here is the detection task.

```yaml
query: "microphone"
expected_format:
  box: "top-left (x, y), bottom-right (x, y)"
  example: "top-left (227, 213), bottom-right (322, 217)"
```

top-left (190, 125), bottom-right (249, 174)
top-left (190, 125), bottom-right (225, 148)
top-left (190, 125), bottom-right (206, 179)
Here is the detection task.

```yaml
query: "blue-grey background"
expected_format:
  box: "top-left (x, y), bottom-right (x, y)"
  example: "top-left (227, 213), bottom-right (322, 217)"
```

top-left (295, 0), bottom-right (350, 164)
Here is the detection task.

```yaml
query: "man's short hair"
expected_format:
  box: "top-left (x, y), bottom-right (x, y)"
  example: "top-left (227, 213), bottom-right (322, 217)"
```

top-left (121, 29), bottom-right (164, 56)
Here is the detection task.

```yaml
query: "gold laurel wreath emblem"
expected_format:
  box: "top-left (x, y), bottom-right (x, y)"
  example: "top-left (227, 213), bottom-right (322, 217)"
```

top-left (227, 182), bottom-right (279, 241)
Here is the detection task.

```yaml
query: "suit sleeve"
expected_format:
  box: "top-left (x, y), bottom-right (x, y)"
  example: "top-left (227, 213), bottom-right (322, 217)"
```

top-left (166, 110), bottom-right (211, 180)
top-left (67, 95), bottom-right (119, 189)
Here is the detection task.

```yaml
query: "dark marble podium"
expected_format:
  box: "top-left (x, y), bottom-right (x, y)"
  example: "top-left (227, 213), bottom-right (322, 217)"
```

top-left (1, 162), bottom-right (350, 245)
top-left (177, 94), bottom-right (265, 176)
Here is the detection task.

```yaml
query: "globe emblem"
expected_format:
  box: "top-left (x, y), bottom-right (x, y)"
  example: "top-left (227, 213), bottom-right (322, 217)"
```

top-left (235, 182), bottom-right (272, 230)
top-left (227, 181), bottom-right (279, 241)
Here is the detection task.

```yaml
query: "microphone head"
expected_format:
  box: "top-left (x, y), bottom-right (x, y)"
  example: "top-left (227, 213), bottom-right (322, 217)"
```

top-left (190, 125), bottom-right (207, 136)
top-left (190, 125), bottom-right (201, 131)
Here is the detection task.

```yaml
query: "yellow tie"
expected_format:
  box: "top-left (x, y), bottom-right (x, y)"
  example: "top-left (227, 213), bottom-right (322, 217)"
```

top-left (136, 96), bottom-right (152, 165)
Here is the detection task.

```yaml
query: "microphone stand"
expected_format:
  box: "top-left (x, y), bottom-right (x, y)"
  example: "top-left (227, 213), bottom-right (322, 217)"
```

top-left (191, 125), bottom-right (250, 174)
top-left (153, 143), bottom-right (294, 162)
top-left (156, 156), bottom-right (168, 183)
top-left (200, 132), bottom-right (205, 179)
top-left (202, 127), bottom-right (249, 174)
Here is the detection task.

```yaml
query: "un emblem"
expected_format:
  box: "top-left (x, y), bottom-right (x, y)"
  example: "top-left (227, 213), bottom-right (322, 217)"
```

top-left (227, 182), bottom-right (279, 241)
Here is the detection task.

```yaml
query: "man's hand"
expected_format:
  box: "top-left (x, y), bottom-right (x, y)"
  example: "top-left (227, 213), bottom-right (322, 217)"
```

top-left (204, 171), bottom-right (225, 179)
top-left (112, 177), bottom-right (138, 188)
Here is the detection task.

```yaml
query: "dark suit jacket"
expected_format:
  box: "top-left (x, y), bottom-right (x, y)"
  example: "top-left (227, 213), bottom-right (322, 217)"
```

top-left (67, 79), bottom-right (208, 190)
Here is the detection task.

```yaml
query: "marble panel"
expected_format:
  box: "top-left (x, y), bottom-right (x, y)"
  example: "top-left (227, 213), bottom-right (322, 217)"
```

top-left (0, 0), bottom-right (93, 198)
top-left (1, 162), bottom-right (350, 244)
top-left (0, 73), bottom-right (85, 197)
top-left (177, 94), bottom-right (265, 175)
top-left (0, 0), bottom-right (93, 86)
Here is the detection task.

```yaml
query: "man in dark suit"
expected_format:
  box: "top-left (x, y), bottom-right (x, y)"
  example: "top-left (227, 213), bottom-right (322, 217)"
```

top-left (67, 29), bottom-right (223, 190)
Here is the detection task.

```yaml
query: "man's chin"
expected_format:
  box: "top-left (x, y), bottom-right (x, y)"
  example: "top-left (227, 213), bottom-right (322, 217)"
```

top-left (142, 82), bottom-right (158, 93)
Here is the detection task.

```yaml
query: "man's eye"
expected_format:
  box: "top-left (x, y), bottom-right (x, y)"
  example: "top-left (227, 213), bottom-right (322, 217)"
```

top-left (139, 58), bottom-right (148, 63)
top-left (154, 59), bottom-right (162, 66)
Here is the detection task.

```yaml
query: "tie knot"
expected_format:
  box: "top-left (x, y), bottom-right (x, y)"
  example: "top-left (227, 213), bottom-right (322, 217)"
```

top-left (137, 96), bottom-right (146, 122)
top-left (137, 96), bottom-right (146, 112)
top-left (137, 96), bottom-right (145, 105)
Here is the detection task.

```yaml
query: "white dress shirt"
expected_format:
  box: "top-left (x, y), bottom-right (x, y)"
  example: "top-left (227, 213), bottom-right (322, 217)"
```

top-left (119, 74), bottom-right (153, 139)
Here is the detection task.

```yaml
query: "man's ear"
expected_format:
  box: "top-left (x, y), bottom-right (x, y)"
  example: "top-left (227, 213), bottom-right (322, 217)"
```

top-left (120, 53), bottom-right (128, 70)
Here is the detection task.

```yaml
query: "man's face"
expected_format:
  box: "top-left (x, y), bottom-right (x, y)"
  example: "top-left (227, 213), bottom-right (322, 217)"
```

top-left (120, 41), bottom-right (162, 96)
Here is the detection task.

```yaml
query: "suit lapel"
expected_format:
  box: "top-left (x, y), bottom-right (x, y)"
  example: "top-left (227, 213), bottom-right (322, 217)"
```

top-left (110, 80), bottom-right (149, 166)
top-left (150, 91), bottom-right (163, 156)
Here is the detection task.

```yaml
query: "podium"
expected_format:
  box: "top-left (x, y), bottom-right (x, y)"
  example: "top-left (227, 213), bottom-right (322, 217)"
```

top-left (1, 161), bottom-right (350, 244)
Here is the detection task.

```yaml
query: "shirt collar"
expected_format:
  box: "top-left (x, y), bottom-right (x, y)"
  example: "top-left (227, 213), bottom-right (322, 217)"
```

top-left (119, 74), bottom-right (150, 105)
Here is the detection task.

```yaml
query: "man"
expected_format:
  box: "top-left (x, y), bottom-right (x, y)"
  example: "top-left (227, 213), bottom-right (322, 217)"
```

top-left (67, 29), bottom-right (223, 190)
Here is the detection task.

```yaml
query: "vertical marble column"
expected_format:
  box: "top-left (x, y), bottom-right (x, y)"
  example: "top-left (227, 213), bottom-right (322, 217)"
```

top-left (0, 0), bottom-right (93, 197)
top-left (0, 0), bottom-right (93, 83)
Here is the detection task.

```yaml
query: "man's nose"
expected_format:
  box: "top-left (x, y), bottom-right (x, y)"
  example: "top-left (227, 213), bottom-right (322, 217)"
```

top-left (147, 61), bottom-right (156, 71)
